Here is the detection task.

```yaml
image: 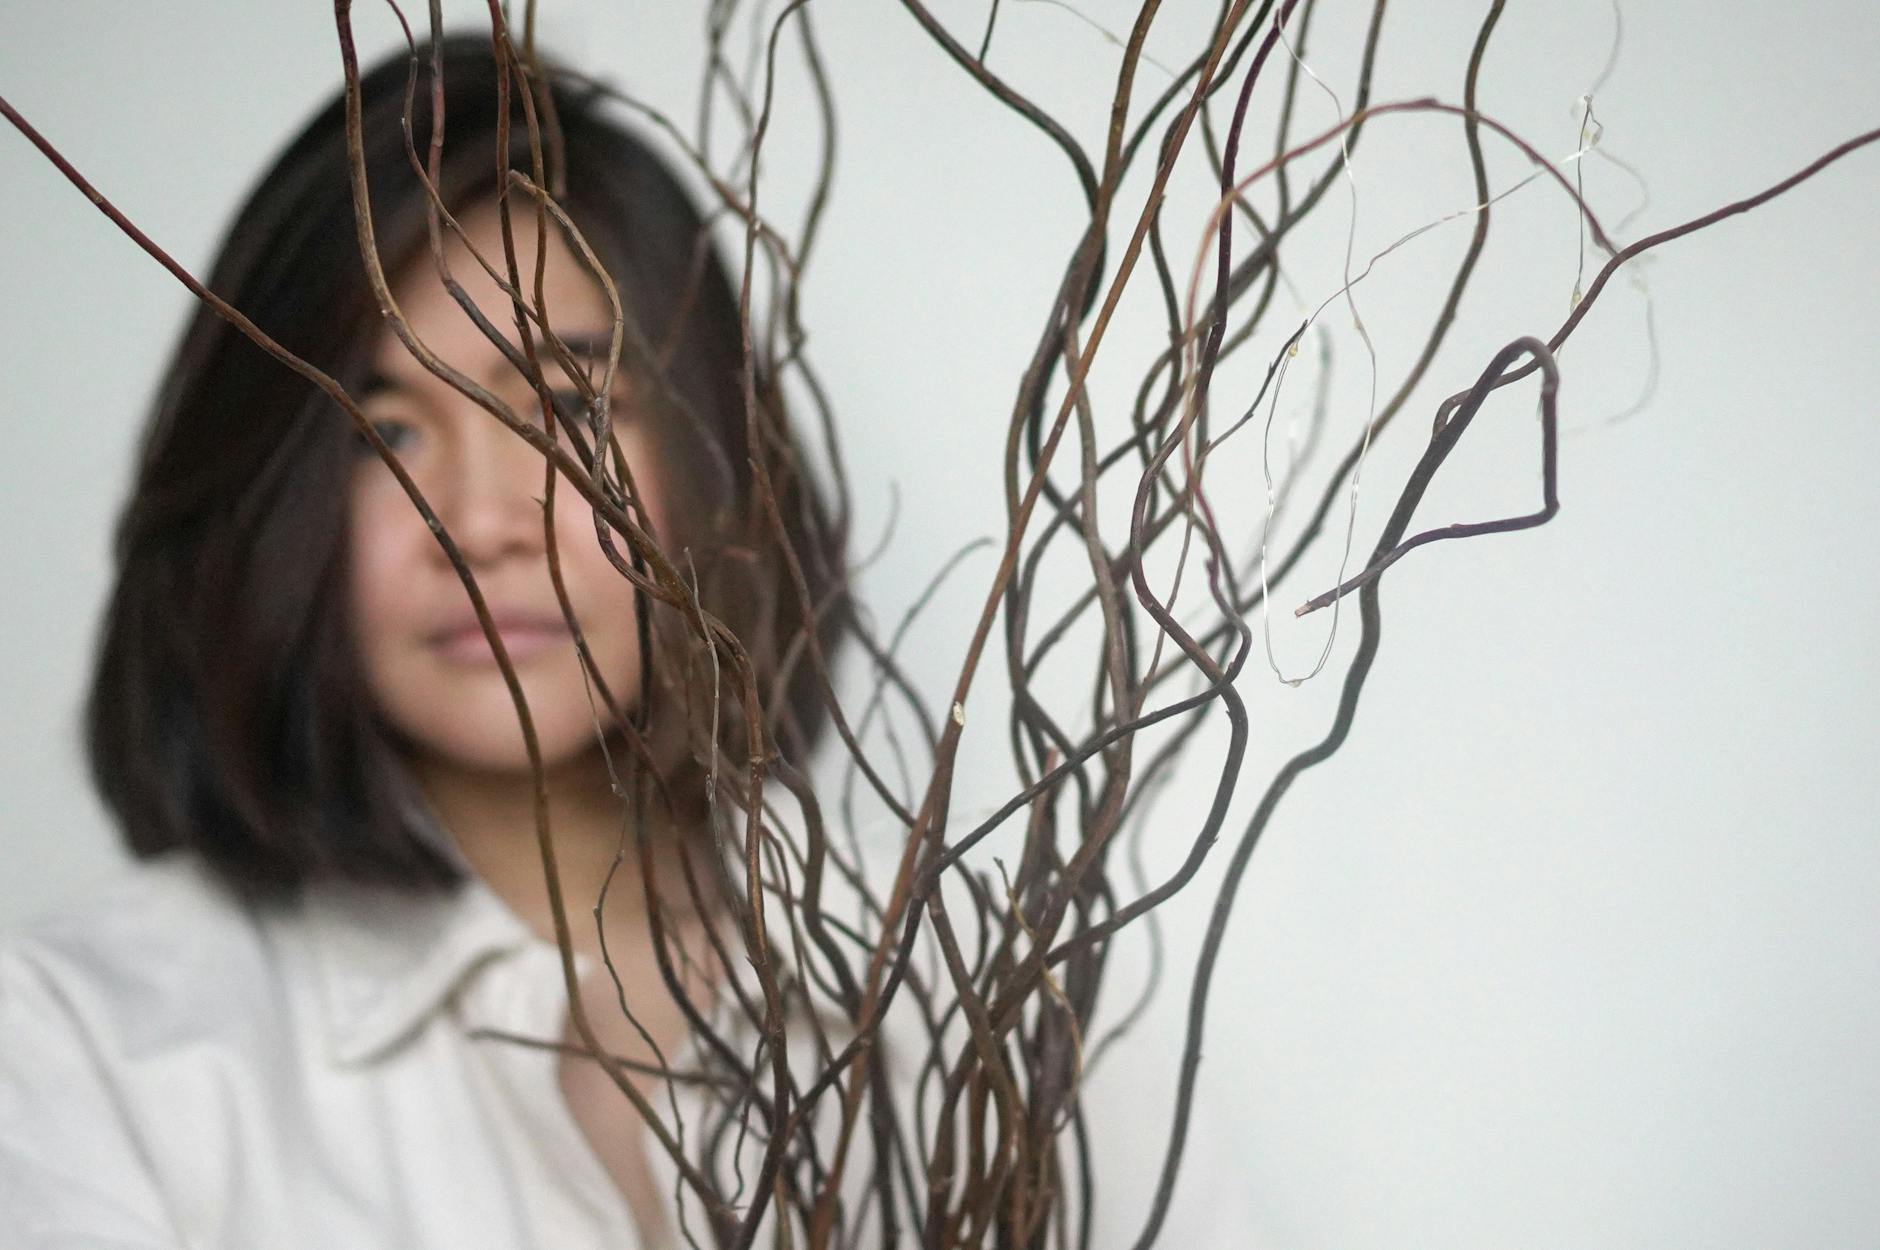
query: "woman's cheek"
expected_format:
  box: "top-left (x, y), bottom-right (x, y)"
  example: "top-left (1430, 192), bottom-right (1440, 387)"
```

top-left (547, 509), bottom-right (645, 716)
top-left (346, 485), bottom-right (425, 653)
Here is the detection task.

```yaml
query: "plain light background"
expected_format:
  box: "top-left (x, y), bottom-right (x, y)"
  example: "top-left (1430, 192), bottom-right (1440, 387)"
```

top-left (3, 2), bottom-right (1877, 1247)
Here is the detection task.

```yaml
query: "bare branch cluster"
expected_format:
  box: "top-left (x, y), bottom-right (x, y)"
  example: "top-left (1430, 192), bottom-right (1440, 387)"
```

top-left (6, 1), bottom-right (1874, 1246)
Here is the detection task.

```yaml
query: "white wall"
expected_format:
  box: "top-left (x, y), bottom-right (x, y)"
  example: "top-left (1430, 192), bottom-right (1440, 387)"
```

top-left (4, 2), bottom-right (1877, 1246)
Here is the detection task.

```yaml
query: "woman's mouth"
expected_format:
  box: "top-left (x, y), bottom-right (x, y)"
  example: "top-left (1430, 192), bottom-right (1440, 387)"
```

top-left (428, 617), bottom-right (570, 665)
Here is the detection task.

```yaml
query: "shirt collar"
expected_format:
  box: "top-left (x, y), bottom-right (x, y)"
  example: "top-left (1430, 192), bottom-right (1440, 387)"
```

top-left (300, 866), bottom-right (540, 1067)
top-left (302, 758), bottom-right (657, 1066)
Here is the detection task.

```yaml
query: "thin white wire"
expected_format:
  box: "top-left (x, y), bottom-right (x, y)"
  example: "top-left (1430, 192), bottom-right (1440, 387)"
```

top-left (1011, 0), bottom-right (1180, 80)
top-left (1252, 63), bottom-right (1611, 683)
top-left (1255, 7), bottom-right (1377, 687)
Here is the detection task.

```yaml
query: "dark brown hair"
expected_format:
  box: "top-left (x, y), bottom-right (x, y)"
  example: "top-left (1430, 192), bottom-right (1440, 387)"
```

top-left (85, 35), bottom-right (847, 903)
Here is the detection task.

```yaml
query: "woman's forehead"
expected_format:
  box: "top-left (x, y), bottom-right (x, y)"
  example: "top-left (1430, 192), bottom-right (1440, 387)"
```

top-left (371, 200), bottom-right (616, 386)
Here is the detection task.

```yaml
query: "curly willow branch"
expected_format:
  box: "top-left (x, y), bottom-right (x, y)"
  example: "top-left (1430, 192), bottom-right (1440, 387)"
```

top-left (6, 0), bottom-right (1875, 1243)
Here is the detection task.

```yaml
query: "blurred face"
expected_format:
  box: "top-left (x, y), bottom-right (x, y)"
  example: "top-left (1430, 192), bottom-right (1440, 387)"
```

top-left (347, 200), bottom-right (661, 776)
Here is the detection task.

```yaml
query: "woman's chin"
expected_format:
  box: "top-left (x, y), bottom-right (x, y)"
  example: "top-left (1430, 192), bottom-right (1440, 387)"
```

top-left (384, 671), bottom-right (633, 769)
top-left (399, 717), bottom-right (616, 783)
top-left (366, 636), bottom-right (641, 782)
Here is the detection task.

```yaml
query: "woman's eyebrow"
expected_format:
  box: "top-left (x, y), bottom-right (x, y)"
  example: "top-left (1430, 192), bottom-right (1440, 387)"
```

top-left (355, 331), bottom-right (621, 400)
top-left (546, 332), bottom-right (620, 377)
top-left (518, 332), bottom-right (626, 391)
top-left (473, 331), bottom-right (616, 371)
top-left (356, 368), bottom-right (402, 401)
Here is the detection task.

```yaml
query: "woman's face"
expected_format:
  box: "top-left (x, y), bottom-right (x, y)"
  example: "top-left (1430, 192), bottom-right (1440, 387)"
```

top-left (347, 200), bottom-right (662, 777)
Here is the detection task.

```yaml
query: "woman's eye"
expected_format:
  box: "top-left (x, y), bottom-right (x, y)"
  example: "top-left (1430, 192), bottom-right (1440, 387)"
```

top-left (551, 387), bottom-right (639, 428)
top-left (547, 388), bottom-right (590, 422)
top-left (354, 417), bottom-right (419, 456)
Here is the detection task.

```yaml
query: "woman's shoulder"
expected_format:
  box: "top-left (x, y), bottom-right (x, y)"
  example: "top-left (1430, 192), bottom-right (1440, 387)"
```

top-left (13, 845), bottom-right (247, 926)
top-left (4, 849), bottom-right (268, 965)
top-left (0, 853), bottom-right (308, 1245)
top-left (0, 850), bottom-right (289, 1051)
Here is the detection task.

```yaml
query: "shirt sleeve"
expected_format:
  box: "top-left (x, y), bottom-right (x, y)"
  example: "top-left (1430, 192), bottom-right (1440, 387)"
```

top-left (0, 941), bottom-right (184, 1249)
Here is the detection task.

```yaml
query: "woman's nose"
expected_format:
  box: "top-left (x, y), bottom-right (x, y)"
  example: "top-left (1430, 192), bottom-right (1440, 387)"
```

top-left (435, 413), bottom-right (548, 569)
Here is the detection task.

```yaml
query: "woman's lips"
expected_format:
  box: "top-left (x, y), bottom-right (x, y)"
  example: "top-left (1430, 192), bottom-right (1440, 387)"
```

top-left (428, 618), bottom-right (570, 664)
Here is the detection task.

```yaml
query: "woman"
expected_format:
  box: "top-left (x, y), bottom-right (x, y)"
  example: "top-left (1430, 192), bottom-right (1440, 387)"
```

top-left (0, 33), bottom-right (848, 1248)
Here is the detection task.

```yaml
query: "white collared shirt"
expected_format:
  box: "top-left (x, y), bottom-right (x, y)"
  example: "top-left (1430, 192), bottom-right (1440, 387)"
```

top-left (0, 850), bottom-right (673, 1248)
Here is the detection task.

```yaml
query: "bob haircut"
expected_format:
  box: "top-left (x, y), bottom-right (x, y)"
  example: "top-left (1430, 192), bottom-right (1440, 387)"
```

top-left (86, 35), bottom-right (849, 904)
